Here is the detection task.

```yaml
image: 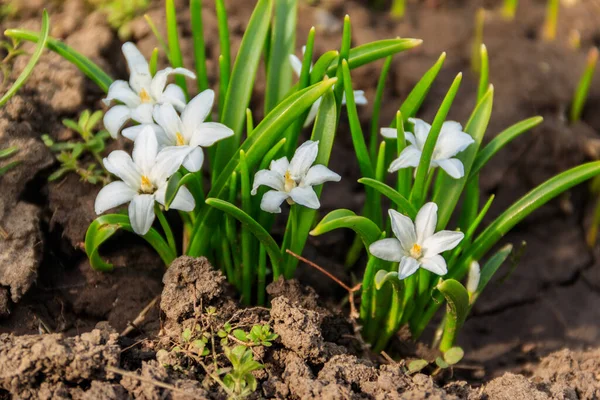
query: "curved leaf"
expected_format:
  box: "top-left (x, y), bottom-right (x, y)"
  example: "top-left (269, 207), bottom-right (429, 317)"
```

top-left (358, 178), bottom-right (417, 219)
top-left (206, 198), bottom-right (283, 279)
top-left (437, 279), bottom-right (469, 352)
top-left (5, 28), bottom-right (113, 92)
top-left (374, 270), bottom-right (400, 290)
top-left (310, 211), bottom-right (382, 249)
top-left (0, 10), bottom-right (49, 106)
top-left (85, 214), bottom-right (176, 272)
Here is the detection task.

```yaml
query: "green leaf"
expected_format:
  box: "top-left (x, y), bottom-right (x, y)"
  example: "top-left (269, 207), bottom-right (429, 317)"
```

top-left (477, 244), bottom-right (513, 295)
top-left (571, 47), bottom-right (598, 122)
top-left (165, 0), bottom-right (187, 97)
top-left (308, 50), bottom-right (338, 85)
top-left (435, 356), bottom-right (450, 369)
top-left (411, 73), bottom-right (463, 207)
top-left (374, 270), bottom-right (399, 290)
top-left (233, 329), bottom-right (247, 341)
top-left (398, 52), bottom-right (446, 123)
top-left (358, 178), bottom-right (417, 219)
top-left (310, 210), bottom-right (382, 250)
top-left (215, 0), bottom-right (273, 173)
top-left (443, 346), bottom-right (464, 365)
top-left (265, 0), bottom-right (297, 113)
top-left (477, 44), bottom-right (489, 102)
top-left (408, 359), bottom-right (429, 374)
top-left (0, 146), bottom-right (19, 159)
top-left (0, 10), bottom-right (50, 106)
top-left (370, 56), bottom-right (393, 162)
top-left (85, 214), bottom-right (176, 272)
top-left (187, 78), bottom-right (337, 256)
top-left (469, 116), bottom-right (543, 178)
top-left (437, 279), bottom-right (469, 352)
top-left (433, 86), bottom-right (494, 230)
top-left (205, 198), bottom-right (283, 280)
top-left (190, 0), bottom-right (209, 92)
top-left (5, 27), bottom-right (113, 93)
top-left (459, 161), bottom-right (600, 274)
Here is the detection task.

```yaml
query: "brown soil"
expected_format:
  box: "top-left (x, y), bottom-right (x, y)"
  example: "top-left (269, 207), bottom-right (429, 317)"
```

top-left (1, 0), bottom-right (600, 398)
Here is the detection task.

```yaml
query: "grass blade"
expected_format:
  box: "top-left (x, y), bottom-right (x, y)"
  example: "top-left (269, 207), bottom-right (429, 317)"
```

top-left (190, 0), bottom-right (209, 92)
top-left (370, 56), bottom-right (393, 162)
top-left (358, 178), bottom-right (417, 219)
top-left (570, 47), bottom-right (598, 122)
top-left (165, 0), bottom-right (187, 97)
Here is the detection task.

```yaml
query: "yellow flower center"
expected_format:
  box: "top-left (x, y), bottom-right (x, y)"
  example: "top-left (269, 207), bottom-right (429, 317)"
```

top-left (176, 132), bottom-right (186, 146)
top-left (284, 170), bottom-right (297, 193)
top-left (410, 243), bottom-right (422, 259)
top-left (139, 88), bottom-right (152, 103)
top-left (140, 175), bottom-right (154, 193)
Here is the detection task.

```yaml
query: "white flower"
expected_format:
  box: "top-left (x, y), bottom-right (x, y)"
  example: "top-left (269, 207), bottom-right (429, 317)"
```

top-left (382, 118), bottom-right (474, 179)
top-left (290, 49), bottom-right (367, 128)
top-left (151, 90), bottom-right (234, 172)
top-left (94, 126), bottom-right (195, 235)
top-left (369, 203), bottom-right (464, 280)
top-left (466, 260), bottom-right (480, 295)
top-left (251, 140), bottom-right (341, 213)
top-left (102, 42), bottom-right (196, 139)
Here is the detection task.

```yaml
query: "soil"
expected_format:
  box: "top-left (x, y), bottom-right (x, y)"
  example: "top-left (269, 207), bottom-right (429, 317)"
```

top-left (1, 0), bottom-right (600, 398)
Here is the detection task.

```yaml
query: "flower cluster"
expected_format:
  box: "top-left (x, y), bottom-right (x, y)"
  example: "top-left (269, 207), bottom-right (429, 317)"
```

top-left (96, 42), bottom-right (234, 234)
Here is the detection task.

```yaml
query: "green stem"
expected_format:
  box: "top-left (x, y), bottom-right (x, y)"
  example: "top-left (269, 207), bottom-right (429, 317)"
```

top-left (155, 205), bottom-right (177, 255)
top-left (373, 283), bottom-right (402, 352)
top-left (257, 246), bottom-right (267, 306)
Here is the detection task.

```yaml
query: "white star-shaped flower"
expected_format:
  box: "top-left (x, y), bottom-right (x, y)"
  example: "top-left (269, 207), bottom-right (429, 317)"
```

top-left (151, 89), bottom-right (234, 172)
top-left (369, 203), bottom-right (464, 280)
top-left (289, 48), bottom-right (367, 127)
top-left (251, 140), bottom-right (341, 213)
top-left (94, 126), bottom-right (195, 235)
top-left (381, 118), bottom-right (474, 179)
top-left (102, 42), bottom-right (196, 139)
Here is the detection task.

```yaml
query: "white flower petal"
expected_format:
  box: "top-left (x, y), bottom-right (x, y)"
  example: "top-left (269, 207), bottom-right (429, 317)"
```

top-left (353, 90), bottom-right (368, 105)
top-left (270, 157), bottom-right (289, 176)
top-left (104, 150), bottom-right (141, 189)
top-left (408, 118), bottom-right (431, 150)
top-left (182, 147), bottom-right (205, 172)
top-left (434, 158), bottom-right (465, 179)
top-left (289, 140), bottom-right (319, 179)
top-left (422, 230), bottom-right (464, 257)
top-left (128, 194), bottom-right (156, 235)
top-left (122, 124), bottom-right (169, 147)
top-left (160, 84), bottom-right (187, 111)
top-left (260, 190), bottom-right (289, 213)
top-left (103, 80), bottom-right (140, 108)
top-left (132, 126), bottom-right (158, 174)
top-left (420, 254), bottom-right (448, 276)
top-left (122, 42), bottom-right (152, 94)
top-left (153, 102), bottom-right (183, 143)
top-left (405, 132), bottom-right (417, 146)
top-left (155, 185), bottom-right (195, 212)
top-left (369, 238), bottom-right (403, 262)
top-left (251, 169), bottom-right (284, 195)
top-left (435, 122), bottom-right (474, 160)
top-left (303, 164), bottom-right (341, 186)
top-left (130, 104), bottom-right (154, 124)
top-left (388, 209), bottom-right (416, 254)
top-left (151, 67), bottom-right (196, 101)
top-left (289, 186), bottom-right (320, 209)
top-left (380, 128), bottom-right (398, 139)
top-left (189, 122), bottom-right (234, 148)
top-left (388, 146), bottom-right (422, 173)
top-left (289, 54), bottom-right (303, 77)
top-left (103, 105), bottom-right (131, 138)
top-left (181, 90), bottom-right (214, 132)
top-left (398, 256), bottom-right (421, 279)
top-left (152, 146), bottom-right (194, 183)
top-left (94, 181), bottom-right (136, 214)
top-left (303, 99), bottom-right (321, 128)
top-left (415, 202), bottom-right (438, 244)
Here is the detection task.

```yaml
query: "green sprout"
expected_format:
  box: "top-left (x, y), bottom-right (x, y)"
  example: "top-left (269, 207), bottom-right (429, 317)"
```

top-left (222, 345), bottom-right (264, 399)
top-left (0, 146), bottom-right (19, 176)
top-left (502, 0), bottom-right (518, 20)
top-left (542, 0), bottom-right (559, 41)
top-left (42, 109), bottom-right (111, 185)
top-left (471, 8), bottom-right (485, 73)
top-left (570, 47), bottom-right (598, 123)
top-left (390, 0), bottom-right (405, 19)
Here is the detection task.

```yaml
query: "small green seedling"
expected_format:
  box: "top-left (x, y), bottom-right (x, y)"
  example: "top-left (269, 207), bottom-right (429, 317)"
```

top-left (407, 346), bottom-right (464, 376)
top-left (502, 0), bottom-right (518, 20)
top-left (570, 47), bottom-right (598, 122)
top-left (223, 345), bottom-right (264, 399)
top-left (542, 0), bottom-right (559, 41)
top-left (42, 109), bottom-right (111, 185)
top-left (233, 324), bottom-right (278, 347)
top-left (0, 146), bottom-right (19, 176)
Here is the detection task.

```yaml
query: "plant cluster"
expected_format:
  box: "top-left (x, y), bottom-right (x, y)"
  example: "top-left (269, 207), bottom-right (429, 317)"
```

top-left (5, 0), bottom-right (600, 382)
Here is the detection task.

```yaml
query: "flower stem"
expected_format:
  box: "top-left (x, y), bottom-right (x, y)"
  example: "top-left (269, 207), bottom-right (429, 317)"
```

top-left (155, 205), bottom-right (177, 255)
